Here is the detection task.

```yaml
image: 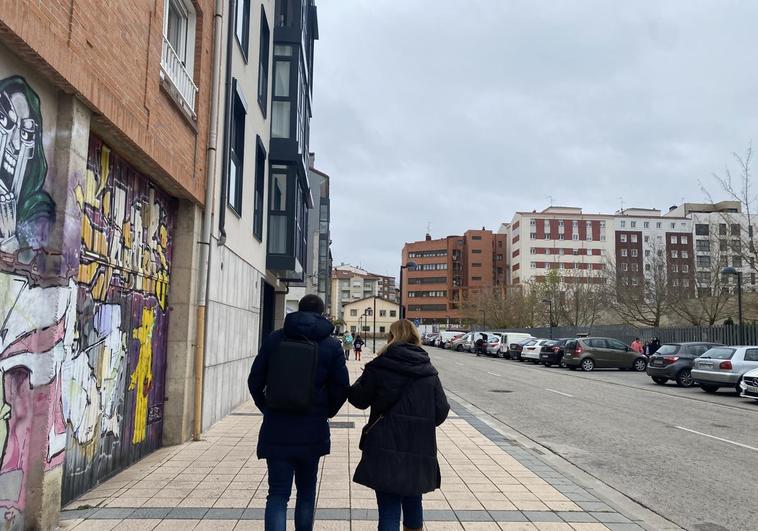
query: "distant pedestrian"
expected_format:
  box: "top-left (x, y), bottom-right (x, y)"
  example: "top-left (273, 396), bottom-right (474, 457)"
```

top-left (631, 337), bottom-right (643, 354)
top-left (649, 337), bottom-right (661, 355)
top-left (354, 334), bottom-right (364, 361)
top-left (724, 316), bottom-right (735, 326)
top-left (349, 319), bottom-right (450, 531)
top-left (343, 332), bottom-right (354, 361)
top-left (248, 295), bottom-right (349, 531)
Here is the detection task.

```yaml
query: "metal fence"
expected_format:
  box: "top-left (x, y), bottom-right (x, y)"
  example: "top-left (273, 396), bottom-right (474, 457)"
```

top-left (496, 323), bottom-right (758, 346)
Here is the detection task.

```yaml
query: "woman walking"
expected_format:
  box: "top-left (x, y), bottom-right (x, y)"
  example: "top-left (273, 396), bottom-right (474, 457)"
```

top-left (353, 334), bottom-right (364, 361)
top-left (349, 320), bottom-right (449, 531)
top-left (343, 331), bottom-right (354, 361)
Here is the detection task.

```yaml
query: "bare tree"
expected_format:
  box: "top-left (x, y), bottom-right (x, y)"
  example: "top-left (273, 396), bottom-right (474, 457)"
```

top-left (558, 270), bottom-right (605, 327)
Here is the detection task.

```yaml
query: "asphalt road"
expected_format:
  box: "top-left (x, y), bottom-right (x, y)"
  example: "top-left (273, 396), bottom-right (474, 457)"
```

top-left (426, 345), bottom-right (758, 531)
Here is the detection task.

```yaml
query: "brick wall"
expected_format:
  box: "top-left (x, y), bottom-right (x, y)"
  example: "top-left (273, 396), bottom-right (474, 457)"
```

top-left (0, 0), bottom-right (213, 203)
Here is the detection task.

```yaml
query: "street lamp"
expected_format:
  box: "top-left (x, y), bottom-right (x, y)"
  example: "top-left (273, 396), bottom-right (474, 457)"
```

top-left (542, 298), bottom-right (553, 339)
top-left (721, 266), bottom-right (744, 344)
top-left (372, 296), bottom-right (377, 352)
top-left (365, 306), bottom-right (372, 344)
top-left (399, 260), bottom-right (418, 320)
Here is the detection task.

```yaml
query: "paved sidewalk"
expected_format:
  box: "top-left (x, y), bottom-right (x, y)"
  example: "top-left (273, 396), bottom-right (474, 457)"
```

top-left (59, 352), bottom-right (645, 530)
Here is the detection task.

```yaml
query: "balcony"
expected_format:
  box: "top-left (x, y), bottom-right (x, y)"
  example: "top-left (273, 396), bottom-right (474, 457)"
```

top-left (160, 35), bottom-right (198, 118)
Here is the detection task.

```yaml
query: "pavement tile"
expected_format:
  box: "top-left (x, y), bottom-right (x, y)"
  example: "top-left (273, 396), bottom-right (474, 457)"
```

top-left (152, 520), bottom-right (200, 531)
top-left (488, 511), bottom-right (528, 522)
top-left (112, 519), bottom-right (163, 530)
top-left (588, 513), bottom-right (631, 524)
top-left (73, 520), bottom-right (124, 530)
top-left (522, 511), bottom-right (562, 523)
top-left (495, 524), bottom-right (538, 530)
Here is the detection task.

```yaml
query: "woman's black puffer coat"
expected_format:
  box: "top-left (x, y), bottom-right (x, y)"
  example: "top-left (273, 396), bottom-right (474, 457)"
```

top-left (348, 342), bottom-right (450, 496)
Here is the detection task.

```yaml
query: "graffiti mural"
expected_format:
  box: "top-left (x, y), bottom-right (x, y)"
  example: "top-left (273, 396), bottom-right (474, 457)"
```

top-left (61, 136), bottom-right (176, 504)
top-left (0, 75), bottom-right (55, 253)
top-left (0, 74), bottom-right (72, 526)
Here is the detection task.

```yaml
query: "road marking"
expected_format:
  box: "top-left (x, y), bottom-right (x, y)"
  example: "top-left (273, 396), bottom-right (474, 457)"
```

top-left (487, 371), bottom-right (502, 377)
top-left (455, 362), bottom-right (464, 366)
top-left (545, 388), bottom-right (574, 398)
top-left (674, 426), bottom-right (758, 452)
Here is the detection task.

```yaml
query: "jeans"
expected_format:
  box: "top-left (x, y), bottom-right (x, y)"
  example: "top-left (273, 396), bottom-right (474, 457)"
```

top-left (375, 491), bottom-right (423, 531)
top-left (265, 457), bottom-right (320, 531)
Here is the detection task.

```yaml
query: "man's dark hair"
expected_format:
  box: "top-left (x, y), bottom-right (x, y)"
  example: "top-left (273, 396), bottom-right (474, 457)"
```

top-left (299, 294), bottom-right (325, 314)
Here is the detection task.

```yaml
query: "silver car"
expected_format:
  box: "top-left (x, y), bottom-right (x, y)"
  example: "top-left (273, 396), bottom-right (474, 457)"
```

top-left (739, 367), bottom-right (758, 401)
top-left (692, 346), bottom-right (758, 393)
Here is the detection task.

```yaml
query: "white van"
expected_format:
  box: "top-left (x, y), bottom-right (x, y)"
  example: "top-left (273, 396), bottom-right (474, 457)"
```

top-left (496, 332), bottom-right (535, 358)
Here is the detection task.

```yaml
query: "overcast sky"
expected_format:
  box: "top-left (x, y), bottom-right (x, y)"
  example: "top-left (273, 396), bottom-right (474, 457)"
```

top-left (309, 0), bottom-right (758, 279)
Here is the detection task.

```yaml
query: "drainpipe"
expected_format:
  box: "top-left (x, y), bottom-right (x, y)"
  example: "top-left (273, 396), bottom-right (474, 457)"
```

top-left (217, 0), bottom-right (236, 247)
top-left (193, 0), bottom-right (225, 441)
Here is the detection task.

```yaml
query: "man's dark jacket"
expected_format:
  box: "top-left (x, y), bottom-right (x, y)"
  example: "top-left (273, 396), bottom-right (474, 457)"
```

top-left (248, 311), bottom-right (349, 460)
top-left (348, 342), bottom-right (449, 496)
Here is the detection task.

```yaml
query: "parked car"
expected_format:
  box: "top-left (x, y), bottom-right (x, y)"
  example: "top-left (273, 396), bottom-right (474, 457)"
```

top-left (479, 332), bottom-right (505, 356)
top-left (539, 338), bottom-right (571, 367)
top-left (739, 367), bottom-right (758, 401)
top-left (509, 338), bottom-right (537, 361)
top-left (437, 330), bottom-right (467, 349)
top-left (450, 332), bottom-right (473, 351)
top-left (493, 332), bottom-right (534, 358)
top-left (563, 337), bottom-right (647, 372)
top-left (422, 333), bottom-right (440, 346)
top-left (521, 339), bottom-right (552, 363)
top-left (646, 342), bottom-right (723, 387)
top-left (692, 346), bottom-right (758, 393)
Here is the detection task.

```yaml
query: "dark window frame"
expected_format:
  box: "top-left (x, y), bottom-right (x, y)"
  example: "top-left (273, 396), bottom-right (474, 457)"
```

top-left (228, 80), bottom-right (247, 215)
top-left (257, 5), bottom-right (270, 116)
top-left (253, 136), bottom-right (266, 240)
top-left (235, 0), bottom-right (251, 61)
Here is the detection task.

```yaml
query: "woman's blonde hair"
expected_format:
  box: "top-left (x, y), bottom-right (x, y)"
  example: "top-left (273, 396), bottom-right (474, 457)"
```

top-left (379, 319), bottom-right (422, 355)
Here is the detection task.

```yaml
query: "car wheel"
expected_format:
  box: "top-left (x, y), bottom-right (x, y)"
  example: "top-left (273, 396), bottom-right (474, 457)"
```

top-left (675, 369), bottom-right (694, 388)
top-left (560, 362), bottom-right (566, 368)
top-left (652, 376), bottom-right (668, 385)
top-left (543, 362), bottom-right (551, 367)
top-left (735, 378), bottom-right (743, 394)
top-left (581, 358), bottom-right (595, 372)
top-left (633, 358), bottom-right (647, 372)
top-left (701, 384), bottom-right (719, 393)
top-left (497, 350), bottom-right (504, 359)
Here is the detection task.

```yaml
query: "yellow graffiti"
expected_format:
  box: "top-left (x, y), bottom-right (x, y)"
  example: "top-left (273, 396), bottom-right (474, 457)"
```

top-left (128, 307), bottom-right (154, 445)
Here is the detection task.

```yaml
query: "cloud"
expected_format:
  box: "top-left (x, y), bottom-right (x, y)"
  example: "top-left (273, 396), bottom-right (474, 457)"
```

top-left (309, 0), bottom-right (758, 277)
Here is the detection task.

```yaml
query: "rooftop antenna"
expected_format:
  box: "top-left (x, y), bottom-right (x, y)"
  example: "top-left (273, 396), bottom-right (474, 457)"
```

top-left (426, 221), bottom-right (431, 234)
top-left (548, 195), bottom-right (554, 207)
top-left (618, 196), bottom-right (624, 214)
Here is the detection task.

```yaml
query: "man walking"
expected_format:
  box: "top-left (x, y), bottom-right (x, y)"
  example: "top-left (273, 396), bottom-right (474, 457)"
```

top-left (248, 295), bottom-right (349, 531)
top-left (631, 337), bottom-right (643, 354)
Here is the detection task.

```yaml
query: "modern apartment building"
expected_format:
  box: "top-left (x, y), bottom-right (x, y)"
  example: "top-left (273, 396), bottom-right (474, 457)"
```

top-left (613, 209), bottom-right (694, 292)
top-left (508, 207), bottom-right (614, 285)
top-left (666, 201), bottom-right (757, 294)
top-left (330, 264), bottom-right (396, 319)
top-left (0, 0), bottom-right (215, 525)
top-left (401, 230), bottom-right (507, 324)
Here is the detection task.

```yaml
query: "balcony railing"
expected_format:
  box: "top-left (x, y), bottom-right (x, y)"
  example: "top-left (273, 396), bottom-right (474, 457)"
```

top-left (160, 35), bottom-right (198, 116)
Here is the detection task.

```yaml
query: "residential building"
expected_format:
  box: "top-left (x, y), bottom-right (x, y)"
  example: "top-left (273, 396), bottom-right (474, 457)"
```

top-left (613, 209), bottom-right (694, 292)
top-left (330, 264), bottom-right (396, 319)
top-left (508, 207), bottom-right (614, 285)
top-left (343, 296), bottom-right (400, 336)
top-left (203, 0), bottom-right (279, 431)
top-left (0, 0), bottom-right (215, 525)
top-left (284, 155), bottom-right (331, 313)
top-left (401, 229), bottom-right (507, 324)
top-left (666, 201), bottom-right (757, 294)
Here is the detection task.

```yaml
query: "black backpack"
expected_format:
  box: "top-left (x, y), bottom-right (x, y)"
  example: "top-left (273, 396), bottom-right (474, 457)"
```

top-left (265, 334), bottom-right (319, 413)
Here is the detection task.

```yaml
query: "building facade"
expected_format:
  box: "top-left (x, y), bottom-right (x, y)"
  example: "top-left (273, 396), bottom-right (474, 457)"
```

top-left (401, 230), bottom-right (507, 324)
top-left (330, 264), bottom-right (396, 319)
top-left (342, 297), bottom-right (399, 337)
top-left (0, 0), bottom-right (214, 526)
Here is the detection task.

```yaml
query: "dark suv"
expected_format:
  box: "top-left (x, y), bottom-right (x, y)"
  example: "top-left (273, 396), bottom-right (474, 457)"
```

top-left (509, 338), bottom-right (536, 361)
top-left (647, 342), bottom-right (723, 387)
top-left (539, 339), bottom-right (571, 367)
top-left (563, 337), bottom-right (647, 372)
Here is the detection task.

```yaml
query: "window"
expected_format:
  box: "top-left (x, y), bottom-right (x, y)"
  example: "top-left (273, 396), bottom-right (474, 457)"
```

top-left (644, 235), bottom-right (649, 242)
top-left (645, 250), bottom-right (650, 257)
top-left (672, 264), bottom-right (679, 272)
top-left (471, 263), bottom-right (482, 267)
top-left (719, 223), bottom-right (727, 235)
top-left (252, 137), bottom-right (266, 239)
top-left (390, 310), bottom-right (397, 317)
top-left (271, 46), bottom-right (293, 138)
top-left (731, 224), bottom-right (741, 236)
top-left (620, 220), bottom-right (626, 228)
top-left (670, 235), bottom-right (678, 244)
top-left (656, 222), bottom-right (662, 229)
top-left (682, 251), bottom-right (689, 259)
top-left (697, 256), bottom-right (711, 268)
top-left (350, 309), bottom-right (357, 317)
top-left (257, 6), bottom-right (270, 114)
top-left (696, 239), bottom-right (709, 252)
top-left (631, 234), bottom-right (638, 243)
top-left (236, 0), bottom-right (251, 57)
top-left (631, 263), bottom-right (639, 272)
top-left (732, 240), bottom-right (742, 253)
top-left (720, 240), bottom-right (728, 252)
top-left (643, 221), bottom-right (649, 228)
top-left (620, 234), bottom-right (628, 243)
top-left (682, 265), bottom-right (689, 273)
top-left (745, 349), bottom-right (758, 362)
top-left (673, 279), bottom-right (680, 287)
top-left (227, 80), bottom-right (246, 214)
top-left (631, 278), bottom-right (639, 286)
top-left (671, 250), bottom-right (678, 258)
top-left (530, 219), bottom-right (536, 226)
top-left (379, 326), bottom-right (386, 333)
top-left (733, 256), bottom-right (743, 268)
top-left (268, 165), bottom-right (288, 254)
top-left (622, 263), bottom-right (628, 271)
top-left (472, 249), bottom-right (482, 254)
top-left (696, 224), bottom-right (709, 236)
top-left (621, 249), bottom-right (628, 257)
top-left (379, 310), bottom-right (386, 317)
top-left (631, 221), bottom-right (637, 228)
top-left (530, 232), bottom-right (537, 240)
top-left (471, 235), bottom-right (482, 240)
top-left (631, 249), bottom-right (638, 257)
top-left (471, 276), bottom-right (482, 280)
top-left (530, 262), bottom-right (536, 268)
top-left (681, 236), bottom-right (688, 245)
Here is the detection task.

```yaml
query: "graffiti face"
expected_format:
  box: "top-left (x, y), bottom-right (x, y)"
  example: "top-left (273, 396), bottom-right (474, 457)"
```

top-left (0, 76), bottom-right (52, 252)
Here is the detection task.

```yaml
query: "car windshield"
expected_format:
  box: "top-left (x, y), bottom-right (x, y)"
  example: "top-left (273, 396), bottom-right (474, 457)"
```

top-left (521, 339), bottom-right (536, 345)
top-left (700, 347), bottom-right (735, 359)
top-left (543, 340), bottom-right (560, 347)
top-left (655, 344), bottom-right (679, 355)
